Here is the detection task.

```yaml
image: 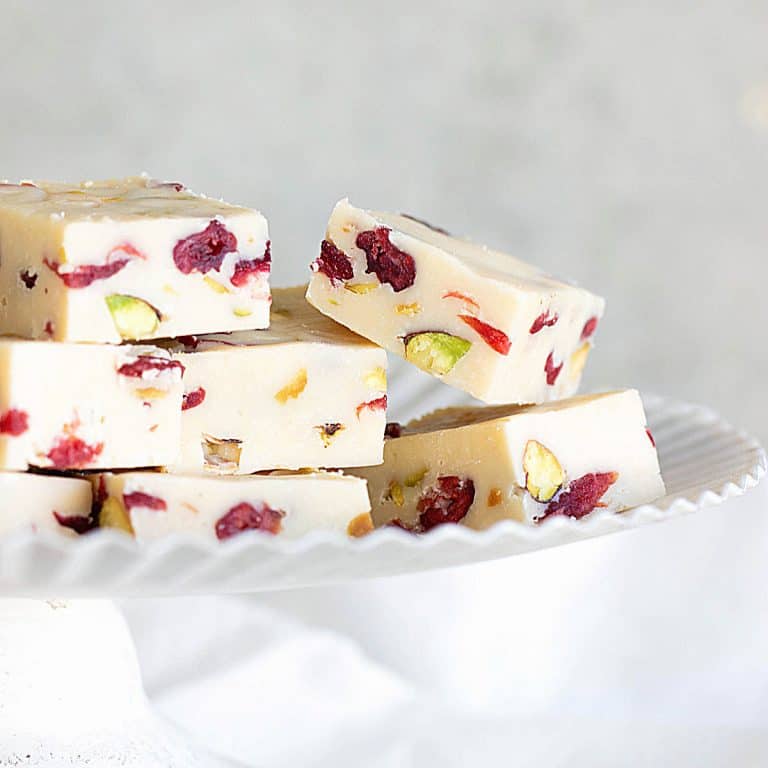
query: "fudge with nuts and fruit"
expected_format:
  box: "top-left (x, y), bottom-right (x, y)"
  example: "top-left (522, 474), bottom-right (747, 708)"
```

top-left (93, 470), bottom-right (373, 542)
top-left (306, 199), bottom-right (604, 404)
top-left (0, 339), bottom-right (183, 470)
top-left (162, 285), bottom-right (387, 474)
top-left (0, 472), bottom-right (94, 536)
top-left (0, 177), bottom-right (270, 343)
top-left (353, 390), bottom-right (665, 531)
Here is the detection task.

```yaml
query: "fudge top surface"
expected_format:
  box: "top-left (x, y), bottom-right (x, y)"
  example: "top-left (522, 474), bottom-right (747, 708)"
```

top-left (402, 391), bottom-right (634, 435)
top-left (0, 176), bottom-right (262, 222)
top-left (170, 285), bottom-right (381, 352)
top-left (340, 200), bottom-right (597, 295)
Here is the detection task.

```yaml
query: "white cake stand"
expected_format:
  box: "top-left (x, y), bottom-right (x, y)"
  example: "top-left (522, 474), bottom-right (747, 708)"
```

top-left (0, 393), bottom-right (764, 765)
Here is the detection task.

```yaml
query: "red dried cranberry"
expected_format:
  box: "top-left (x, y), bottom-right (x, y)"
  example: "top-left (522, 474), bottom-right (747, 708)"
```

top-left (458, 315), bottom-right (511, 355)
top-left (176, 335), bottom-right (200, 350)
top-left (43, 320), bottom-right (55, 337)
top-left (442, 290), bottom-right (480, 311)
top-left (539, 472), bottom-right (618, 522)
top-left (545, 352), bottom-right (563, 385)
top-left (356, 395), bottom-right (387, 417)
top-left (530, 310), bottom-right (559, 334)
top-left (416, 476), bottom-right (475, 532)
top-left (43, 257), bottom-right (130, 289)
top-left (215, 501), bottom-right (285, 540)
top-left (0, 409), bottom-right (29, 436)
top-left (53, 511), bottom-right (97, 534)
top-left (581, 316), bottom-right (599, 340)
top-left (173, 220), bottom-right (238, 274)
top-left (117, 356), bottom-right (185, 378)
top-left (19, 270), bottom-right (38, 289)
top-left (182, 387), bottom-right (206, 411)
top-left (313, 239), bottom-right (354, 284)
top-left (384, 422), bottom-right (402, 438)
top-left (646, 428), bottom-right (656, 447)
top-left (231, 241), bottom-right (271, 287)
top-left (357, 228), bottom-right (416, 292)
top-left (123, 491), bottom-right (167, 511)
top-left (47, 436), bottom-right (103, 469)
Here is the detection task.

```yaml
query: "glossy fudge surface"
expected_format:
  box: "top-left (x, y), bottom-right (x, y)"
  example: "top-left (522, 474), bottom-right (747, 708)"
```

top-left (307, 199), bottom-right (604, 404)
top-left (94, 470), bottom-right (373, 542)
top-left (0, 177), bottom-right (270, 342)
top-left (164, 286), bottom-right (387, 474)
top-left (354, 390), bottom-right (665, 531)
top-left (0, 340), bottom-right (183, 470)
top-left (0, 472), bottom-right (93, 537)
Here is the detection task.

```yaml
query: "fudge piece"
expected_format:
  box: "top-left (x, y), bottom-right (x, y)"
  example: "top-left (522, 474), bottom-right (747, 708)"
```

top-left (0, 177), bottom-right (270, 342)
top-left (94, 470), bottom-right (373, 541)
top-left (0, 472), bottom-right (93, 537)
top-left (307, 199), bottom-right (604, 404)
top-left (354, 390), bottom-right (665, 531)
top-left (0, 339), bottom-right (183, 470)
top-left (163, 285), bottom-right (387, 474)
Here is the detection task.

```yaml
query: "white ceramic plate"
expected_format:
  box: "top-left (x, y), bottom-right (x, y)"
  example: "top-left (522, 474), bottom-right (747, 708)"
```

top-left (0, 393), bottom-right (763, 598)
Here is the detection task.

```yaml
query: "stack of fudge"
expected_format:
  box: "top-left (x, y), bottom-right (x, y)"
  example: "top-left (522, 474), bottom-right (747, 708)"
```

top-left (0, 178), bottom-right (664, 543)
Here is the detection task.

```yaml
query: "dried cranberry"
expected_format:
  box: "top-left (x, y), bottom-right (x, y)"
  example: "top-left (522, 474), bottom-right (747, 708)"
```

top-left (458, 315), bottom-right (511, 355)
top-left (416, 476), bottom-right (475, 531)
top-left (117, 356), bottom-right (185, 378)
top-left (173, 220), bottom-right (238, 274)
top-left (53, 511), bottom-right (97, 534)
top-left (182, 387), bottom-right (206, 411)
top-left (44, 320), bottom-right (55, 337)
top-left (545, 352), bottom-right (563, 385)
top-left (313, 239), bottom-right (354, 284)
top-left (215, 501), bottom-right (284, 540)
top-left (443, 291), bottom-right (480, 311)
top-left (384, 422), bottom-right (402, 438)
top-left (646, 428), bottom-right (656, 447)
top-left (0, 409), bottom-right (29, 436)
top-left (581, 316), bottom-right (599, 340)
top-left (44, 258), bottom-right (130, 289)
top-left (19, 270), bottom-right (38, 289)
top-left (231, 241), bottom-right (271, 287)
top-left (176, 335), bottom-right (200, 350)
top-left (530, 310), bottom-right (558, 334)
top-left (356, 395), bottom-right (387, 417)
top-left (123, 491), bottom-right (167, 511)
top-left (47, 436), bottom-right (103, 469)
top-left (539, 472), bottom-right (618, 522)
top-left (357, 228), bottom-right (416, 292)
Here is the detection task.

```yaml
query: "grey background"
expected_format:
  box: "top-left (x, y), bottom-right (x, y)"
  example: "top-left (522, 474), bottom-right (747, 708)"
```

top-left (2, 0), bottom-right (766, 440)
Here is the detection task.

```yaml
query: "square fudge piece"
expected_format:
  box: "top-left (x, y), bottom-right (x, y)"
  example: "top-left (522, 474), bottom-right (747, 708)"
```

top-left (0, 340), bottom-right (183, 470)
top-left (307, 199), bottom-right (604, 404)
top-left (0, 472), bottom-right (93, 537)
top-left (163, 285), bottom-right (387, 474)
top-left (0, 177), bottom-right (270, 342)
top-left (354, 390), bottom-right (665, 531)
top-left (94, 470), bottom-right (373, 542)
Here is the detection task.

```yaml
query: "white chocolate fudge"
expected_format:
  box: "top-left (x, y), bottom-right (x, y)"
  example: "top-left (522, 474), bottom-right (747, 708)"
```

top-left (0, 177), bottom-right (270, 343)
top-left (307, 199), bottom-right (604, 404)
top-left (354, 390), bottom-right (665, 531)
top-left (164, 285), bottom-right (387, 474)
top-left (94, 471), bottom-right (373, 541)
top-left (0, 340), bottom-right (183, 470)
top-left (0, 472), bottom-right (93, 537)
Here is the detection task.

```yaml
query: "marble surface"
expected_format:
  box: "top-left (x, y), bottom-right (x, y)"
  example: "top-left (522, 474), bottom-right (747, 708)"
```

top-left (1, 0), bottom-right (766, 441)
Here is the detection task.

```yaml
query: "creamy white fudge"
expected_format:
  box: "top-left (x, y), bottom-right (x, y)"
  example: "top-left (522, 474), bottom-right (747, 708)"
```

top-left (163, 285), bottom-right (387, 474)
top-left (94, 471), bottom-right (374, 541)
top-left (0, 472), bottom-right (94, 537)
top-left (0, 340), bottom-right (183, 470)
top-left (0, 177), bottom-right (270, 343)
top-left (307, 199), bottom-right (605, 404)
top-left (354, 390), bottom-right (665, 531)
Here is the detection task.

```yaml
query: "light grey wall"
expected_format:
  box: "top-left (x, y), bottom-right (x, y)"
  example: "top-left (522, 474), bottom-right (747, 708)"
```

top-left (2, 0), bottom-right (766, 440)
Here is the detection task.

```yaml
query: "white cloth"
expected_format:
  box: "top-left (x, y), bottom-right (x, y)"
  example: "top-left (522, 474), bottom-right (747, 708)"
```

top-left (121, 483), bottom-right (768, 767)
